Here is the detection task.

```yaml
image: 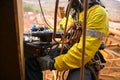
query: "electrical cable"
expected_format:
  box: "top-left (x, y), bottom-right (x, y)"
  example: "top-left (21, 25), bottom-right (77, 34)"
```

top-left (38, 0), bottom-right (53, 29)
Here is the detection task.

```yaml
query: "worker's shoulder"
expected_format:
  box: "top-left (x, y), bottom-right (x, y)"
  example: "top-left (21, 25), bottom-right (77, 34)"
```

top-left (90, 5), bottom-right (107, 15)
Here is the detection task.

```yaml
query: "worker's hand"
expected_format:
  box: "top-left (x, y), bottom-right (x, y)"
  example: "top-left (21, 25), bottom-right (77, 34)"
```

top-left (37, 55), bottom-right (55, 71)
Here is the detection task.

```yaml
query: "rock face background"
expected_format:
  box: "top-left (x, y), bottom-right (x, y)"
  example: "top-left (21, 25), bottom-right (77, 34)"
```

top-left (23, 0), bottom-right (120, 22)
top-left (101, 0), bottom-right (120, 22)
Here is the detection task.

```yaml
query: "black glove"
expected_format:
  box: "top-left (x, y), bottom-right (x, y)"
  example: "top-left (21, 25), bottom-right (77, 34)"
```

top-left (37, 55), bottom-right (55, 71)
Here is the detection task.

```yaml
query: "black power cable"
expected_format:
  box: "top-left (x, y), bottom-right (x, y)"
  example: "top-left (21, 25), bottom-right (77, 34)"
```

top-left (38, 0), bottom-right (53, 29)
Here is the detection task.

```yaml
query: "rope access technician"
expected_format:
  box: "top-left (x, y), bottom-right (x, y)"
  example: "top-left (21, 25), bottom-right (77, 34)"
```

top-left (27, 0), bottom-right (109, 80)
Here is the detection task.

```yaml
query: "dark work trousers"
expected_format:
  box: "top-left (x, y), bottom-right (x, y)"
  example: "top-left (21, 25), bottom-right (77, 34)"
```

top-left (25, 58), bottom-right (43, 80)
top-left (67, 67), bottom-right (93, 80)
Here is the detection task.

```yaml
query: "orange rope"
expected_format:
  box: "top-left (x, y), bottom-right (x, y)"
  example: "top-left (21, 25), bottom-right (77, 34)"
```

top-left (80, 0), bottom-right (88, 80)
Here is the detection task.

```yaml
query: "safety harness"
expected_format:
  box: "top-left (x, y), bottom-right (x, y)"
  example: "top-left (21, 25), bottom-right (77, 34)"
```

top-left (85, 42), bottom-right (106, 80)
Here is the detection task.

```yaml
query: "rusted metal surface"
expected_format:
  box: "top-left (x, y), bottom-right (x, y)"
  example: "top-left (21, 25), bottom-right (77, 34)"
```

top-left (58, 7), bottom-right (65, 18)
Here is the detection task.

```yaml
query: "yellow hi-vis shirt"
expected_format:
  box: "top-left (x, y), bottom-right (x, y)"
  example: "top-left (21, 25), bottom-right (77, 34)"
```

top-left (54, 5), bottom-right (109, 70)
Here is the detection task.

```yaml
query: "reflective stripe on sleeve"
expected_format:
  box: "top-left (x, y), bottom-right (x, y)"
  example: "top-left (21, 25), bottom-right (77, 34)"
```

top-left (86, 29), bottom-right (104, 40)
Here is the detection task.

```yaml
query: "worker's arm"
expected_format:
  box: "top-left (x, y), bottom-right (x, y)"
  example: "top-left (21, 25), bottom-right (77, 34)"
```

top-left (54, 5), bottom-right (109, 70)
